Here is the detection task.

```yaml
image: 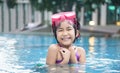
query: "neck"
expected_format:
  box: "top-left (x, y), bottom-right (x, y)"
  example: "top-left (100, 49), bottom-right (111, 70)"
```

top-left (58, 43), bottom-right (72, 49)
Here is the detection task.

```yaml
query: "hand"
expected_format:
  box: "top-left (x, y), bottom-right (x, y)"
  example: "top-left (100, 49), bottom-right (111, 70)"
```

top-left (69, 46), bottom-right (78, 63)
top-left (60, 47), bottom-right (70, 64)
top-left (69, 46), bottom-right (74, 50)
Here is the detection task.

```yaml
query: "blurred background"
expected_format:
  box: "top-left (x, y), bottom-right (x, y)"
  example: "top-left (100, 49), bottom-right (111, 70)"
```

top-left (0, 0), bottom-right (120, 36)
top-left (0, 1), bottom-right (120, 73)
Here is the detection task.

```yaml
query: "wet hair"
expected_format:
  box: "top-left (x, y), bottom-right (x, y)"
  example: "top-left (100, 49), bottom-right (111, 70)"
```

top-left (52, 19), bottom-right (80, 43)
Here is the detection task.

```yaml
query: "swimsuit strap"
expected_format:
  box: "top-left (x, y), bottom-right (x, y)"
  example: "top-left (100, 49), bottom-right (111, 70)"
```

top-left (76, 51), bottom-right (80, 61)
top-left (56, 59), bottom-right (63, 64)
top-left (56, 44), bottom-right (63, 64)
top-left (58, 44), bottom-right (62, 47)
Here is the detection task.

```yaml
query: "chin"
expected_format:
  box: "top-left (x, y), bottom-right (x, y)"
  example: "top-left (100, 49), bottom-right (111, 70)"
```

top-left (62, 43), bottom-right (72, 47)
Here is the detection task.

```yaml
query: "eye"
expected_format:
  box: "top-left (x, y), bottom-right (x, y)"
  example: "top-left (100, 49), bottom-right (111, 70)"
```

top-left (57, 29), bottom-right (63, 32)
top-left (67, 28), bottom-right (72, 31)
top-left (67, 27), bottom-right (73, 31)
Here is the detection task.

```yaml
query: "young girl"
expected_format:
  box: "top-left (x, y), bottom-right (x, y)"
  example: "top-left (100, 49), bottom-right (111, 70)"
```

top-left (46, 12), bottom-right (86, 65)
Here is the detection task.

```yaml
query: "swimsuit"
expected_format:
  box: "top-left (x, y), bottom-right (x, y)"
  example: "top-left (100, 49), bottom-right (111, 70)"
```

top-left (56, 49), bottom-right (80, 64)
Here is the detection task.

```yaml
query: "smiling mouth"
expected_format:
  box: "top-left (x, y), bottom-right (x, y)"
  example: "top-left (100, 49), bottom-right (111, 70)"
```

top-left (61, 37), bottom-right (71, 41)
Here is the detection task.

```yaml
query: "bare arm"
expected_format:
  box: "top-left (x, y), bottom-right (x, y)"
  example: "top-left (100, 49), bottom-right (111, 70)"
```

top-left (46, 44), bottom-right (58, 65)
top-left (69, 46), bottom-right (78, 64)
top-left (46, 45), bottom-right (71, 65)
top-left (59, 48), bottom-right (70, 64)
top-left (78, 47), bottom-right (86, 64)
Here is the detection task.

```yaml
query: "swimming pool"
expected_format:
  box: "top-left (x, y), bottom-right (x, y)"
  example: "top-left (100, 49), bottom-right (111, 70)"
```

top-left (0, 33), bottom-right (120, 73)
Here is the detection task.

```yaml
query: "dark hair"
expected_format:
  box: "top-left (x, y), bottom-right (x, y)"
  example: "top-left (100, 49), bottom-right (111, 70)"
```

top-left (52, 19), bottom-right (80, 43)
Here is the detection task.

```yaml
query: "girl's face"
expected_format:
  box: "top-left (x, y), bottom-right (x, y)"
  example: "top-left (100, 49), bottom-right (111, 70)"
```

top-left (56, 20), bottom-right (76, 47)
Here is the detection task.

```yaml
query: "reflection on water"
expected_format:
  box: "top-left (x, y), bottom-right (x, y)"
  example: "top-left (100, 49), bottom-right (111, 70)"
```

top-left (0, 36), bottom-right (32, 73)
top-left (88, 36), bottom-right (95, 55)
top-left (87, 36), bottom-right (120, 73)
top-left (34, 64), bottom-right (86, 73)
top-left (0, 34), bottom-right (120, 73)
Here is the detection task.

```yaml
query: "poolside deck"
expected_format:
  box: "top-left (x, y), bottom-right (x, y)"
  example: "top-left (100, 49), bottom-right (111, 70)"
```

top-left (80, 25), bottom-right (120, 37)
top-left (19, 25), bottom-right (120, 37)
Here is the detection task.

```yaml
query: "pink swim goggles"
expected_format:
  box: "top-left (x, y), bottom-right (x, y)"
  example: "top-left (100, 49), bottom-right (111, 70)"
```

top-left (52, 12), bottom-right (77, 26)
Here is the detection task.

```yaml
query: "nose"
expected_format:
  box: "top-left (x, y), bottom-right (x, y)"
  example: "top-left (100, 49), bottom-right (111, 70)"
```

top-left (62, 30), bottom-right (68, 36)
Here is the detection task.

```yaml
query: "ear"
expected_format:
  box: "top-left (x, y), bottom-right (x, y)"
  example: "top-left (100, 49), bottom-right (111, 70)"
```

top-left (76, 30), bottom-right (80, 38)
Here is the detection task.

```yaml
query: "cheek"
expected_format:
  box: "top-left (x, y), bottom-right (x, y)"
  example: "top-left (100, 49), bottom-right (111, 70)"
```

top-left (71, 30), bottom-right (76, 39)
top-left (71, 30), bottom-right (75, 35)
top-left (56, 32), bottom-right (61, 39)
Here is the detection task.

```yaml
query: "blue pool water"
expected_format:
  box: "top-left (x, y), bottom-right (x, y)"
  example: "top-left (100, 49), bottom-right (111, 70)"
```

top-left (0, 33), bottom-right (120, 73)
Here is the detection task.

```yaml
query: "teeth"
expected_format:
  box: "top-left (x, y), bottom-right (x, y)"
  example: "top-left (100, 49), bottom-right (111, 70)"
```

top-left (62, 37), bottom-right (70, 41)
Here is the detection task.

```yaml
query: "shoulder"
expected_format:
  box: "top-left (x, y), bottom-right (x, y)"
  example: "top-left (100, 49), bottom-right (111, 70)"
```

top-left (48, 44), bottom-right (59, 52)
top-left (46, 44), bottom-right (59, 65)
top-left (76, 46), bottom-right (86, 54)
top-left (76, 47), bottom-right (86, 63)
